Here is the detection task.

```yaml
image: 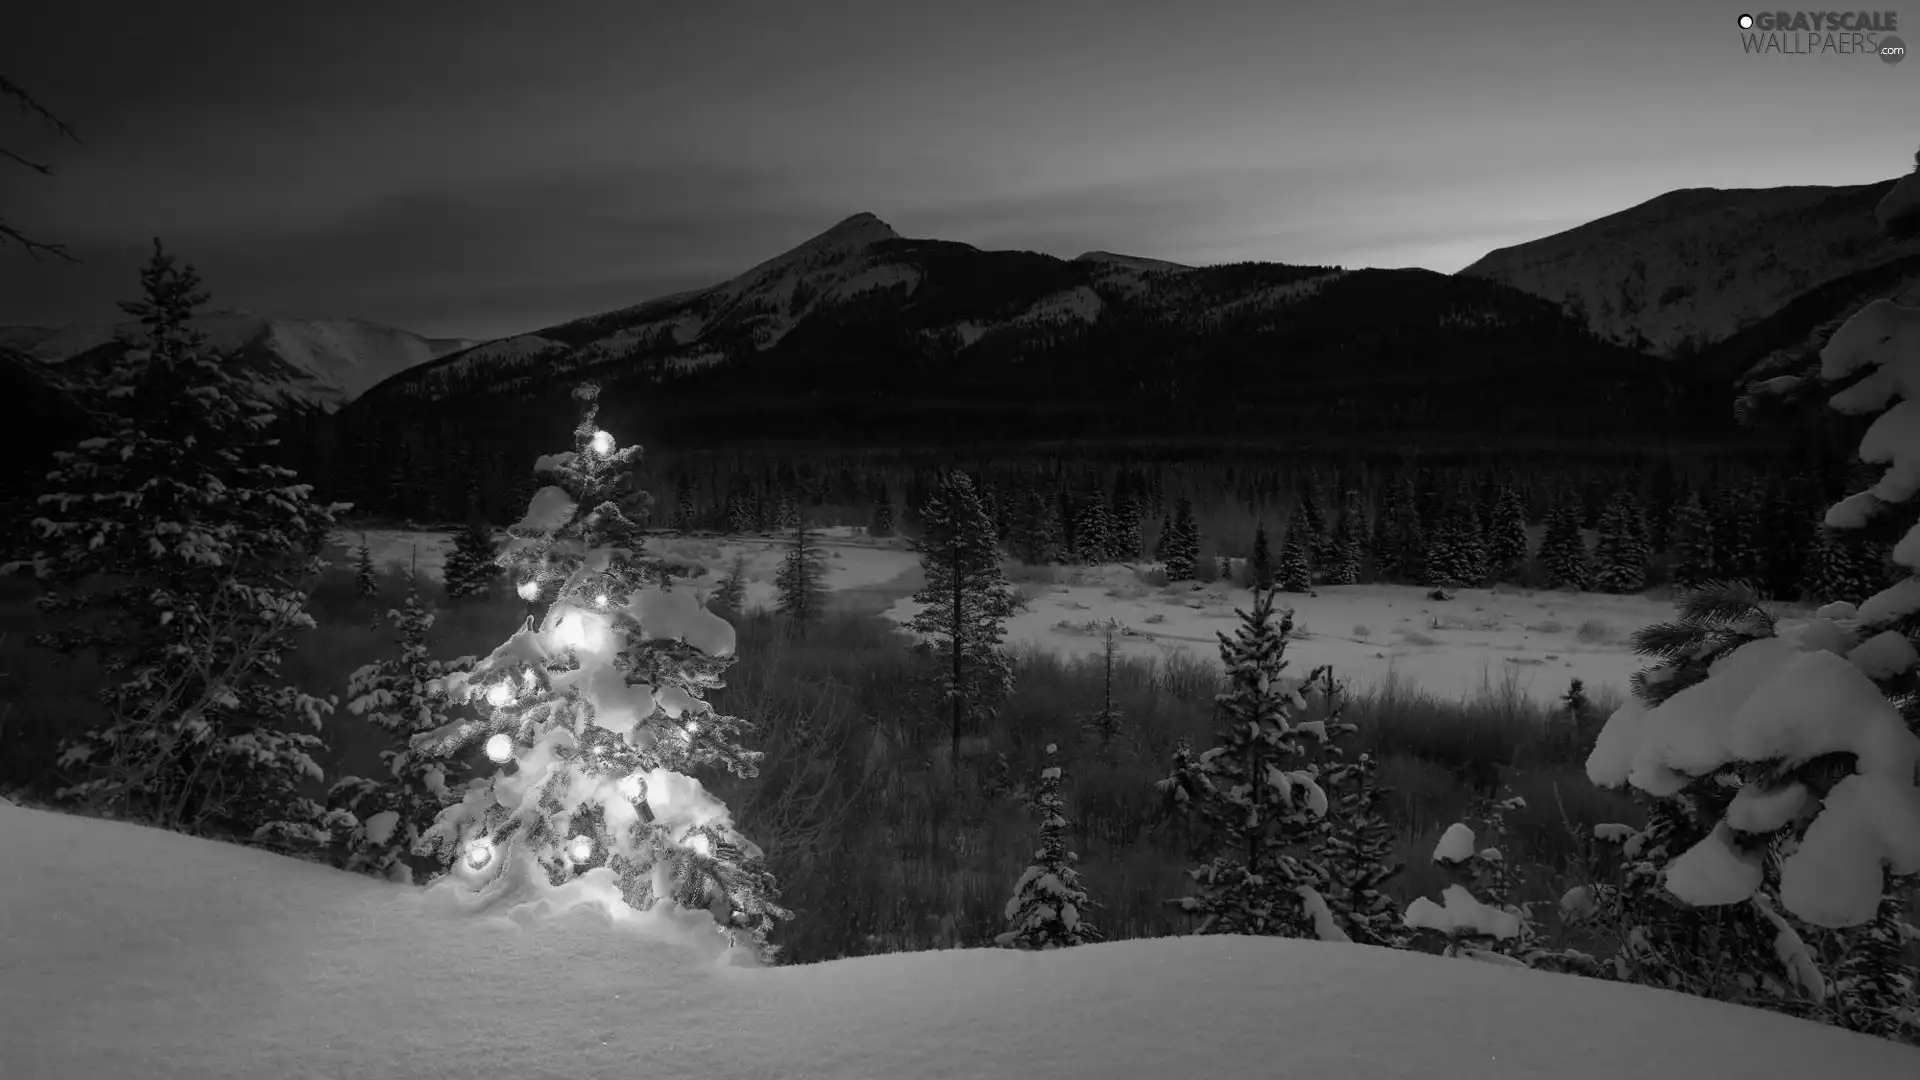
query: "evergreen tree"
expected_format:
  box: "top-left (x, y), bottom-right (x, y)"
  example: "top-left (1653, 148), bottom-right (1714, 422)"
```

top-left (1296, 482), bottom-right (1331, 565)
top-left (995, 743), bottom-right (1101, 950)
top-left (442, 519), bottom-right (501, 600)
top-left (1080, 620), bottom-right (1127, 761)
top-left (1486, 485), bottom-right (1530, 583)
top-left (1646, 459), bottom-right (1681, 551)
top-left (710, 554), bottom-right (750, 620)
top-left (1711, 482), bottom-right (1766, 588)
top-left (869, 486), bottom-right (895, 538)
top-left (1539, 499), bottom-right (1591, 590)
top-left (1308, 672), bottom-right (1407, 948)
top-left (414, 382), bottom-right (789, 961)
top-left (1326, 488), bottom-right (1366, 586)
top-left (1277, 522), bottom-right (1312, 593)
top-left (1156, 590), bottom-right (1333, 937)
top-left (1807, 522), bottom-right (1882, 608)
top-left (724, 478), bottom-right (755, 535)
top-left (5, 242), bottom-right (346, 845)
top-left (1164, 496), bottom-right (1199, 582)
top-left (1154, 513), bottom-right (1174, 562)
top-left (910, 471), bottom-right (1018, 777)
top-left (1670, 492), bottom-right (1717, 589)
top-left (1375, 482), bottom-right (1425, 583)
top-left (673, 481), bottom-right (697, 532)
top-left (774, 516), bottom-right (829, 627)
top-left (354, 535), bottom-right (379, 598)
top-left (1073, 479), bottom-right (1113, 564)
top-left (1106, 479), bottom-right (1142, 561)
top-left (1592, 490), bottom-right (1650, 594)
top-left (326, 588), bottom-right (475, 882)
top-left (1249, 521), bottom-right (1276, 591)
top-left (1008, 487), bottom-right (1058, 565)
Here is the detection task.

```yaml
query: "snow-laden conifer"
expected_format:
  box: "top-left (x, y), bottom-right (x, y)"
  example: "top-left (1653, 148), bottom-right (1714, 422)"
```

top-left (327, 588), bottom-right (475, 882)
top-left (1158, 589), bottom-right (1334, 937)
top-left (4, 242), bottom-right (346, 845)
top-left (774, 515), bottom-right (829, 627)
top-left (996, 743), bottom-right (1100, 949)
top-left (413, 382), bottom-right (789, 962)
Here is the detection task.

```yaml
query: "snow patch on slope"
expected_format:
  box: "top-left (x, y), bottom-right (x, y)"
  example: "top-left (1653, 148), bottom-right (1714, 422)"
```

top-left (1015, 285), bottom-right (1104, 326)
top-left (828, 263), bottom-right (922, 301)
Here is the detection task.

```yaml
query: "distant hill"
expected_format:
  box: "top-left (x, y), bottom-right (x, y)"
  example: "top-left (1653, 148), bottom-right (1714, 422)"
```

top-left (343, 212), bottom-right (1721, 461)
top-left (0, 310), bottom-right (474, 412)
top-left (1458, 177), bottom-right (1918, 360)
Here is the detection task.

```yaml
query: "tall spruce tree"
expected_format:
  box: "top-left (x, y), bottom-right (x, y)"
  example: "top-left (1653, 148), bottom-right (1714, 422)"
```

top-left (1073, 479), bottom-right (1113, 564)
top-left (442, 518), bottom-right (501, 600)
top-left (415, 382), bottom-right (789, 961)
top-left (354, 534), bottom-right (379, 598)
top-left (1486, 484), bottom-right (1530, 583)
top-left (5, 241), bottom-right (346, 844)
top-left (1164, 496), bottom-right (1199, 582)
top-left (910, 471), bottom-right (1018, 777)
top-left (774, 516), bottom-right (829, 627)
top-left (1539, 498), bottom-right (1591, 590)
top-left (1008, 486), bottom-right (1058, 565)
top-left (869, 490), bottom-right (895, 539)
top-left (1278, 522), bottom-right (1312, 593)
top-left (1375, 481), bottom-right (1425, 583)
top-left (1156, 590), bottom-right (1334, 937)
top-left (996, 743), bottom-right (1100, 949)
top-left (710, 554), bottom-right (750, 620)
top-left (1250, 521), bottom-right (1276, 591)
top-left (1670, 491), bottom-right (1717, 589)
top-left (1592, 490), bottom-right (1650, 594)
top-left (1080, 620), bottom-right (1127, 761)
top-left (1326, 489), bottom-right (1365, 586)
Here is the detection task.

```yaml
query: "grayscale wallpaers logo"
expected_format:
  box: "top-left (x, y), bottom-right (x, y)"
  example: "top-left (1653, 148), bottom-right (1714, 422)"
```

top-left (1737, 10), bottom-right (1905, 62)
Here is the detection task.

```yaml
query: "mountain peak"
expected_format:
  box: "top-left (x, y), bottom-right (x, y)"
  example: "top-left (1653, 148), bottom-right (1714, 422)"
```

top-left (807, 212), bottom-right (900, 250)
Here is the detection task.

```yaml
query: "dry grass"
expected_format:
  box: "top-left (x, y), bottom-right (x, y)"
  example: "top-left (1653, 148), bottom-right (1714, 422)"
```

top-left (0, 558), bottom-right (1658, 971)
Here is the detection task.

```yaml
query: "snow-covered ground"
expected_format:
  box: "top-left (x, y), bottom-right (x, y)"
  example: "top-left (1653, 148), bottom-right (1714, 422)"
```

top-left (5, 795), bottom-right (1912, 1080)
top-left (333, 526), bottom-right (1788, 704)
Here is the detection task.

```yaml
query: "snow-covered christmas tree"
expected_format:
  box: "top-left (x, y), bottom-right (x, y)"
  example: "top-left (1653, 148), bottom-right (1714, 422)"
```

top-left (412, 382), bottom-right (790, 963)
top-left (995, 743), bottom-right (1100, 949)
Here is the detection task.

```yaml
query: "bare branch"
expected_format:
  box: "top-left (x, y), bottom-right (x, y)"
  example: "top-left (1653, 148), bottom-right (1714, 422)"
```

top-left (0, 74), bottom-right (80, 146)
top-left (0, 219), bottom-right (78, 261)
top-left (0, 145), bottom-right (52, 174)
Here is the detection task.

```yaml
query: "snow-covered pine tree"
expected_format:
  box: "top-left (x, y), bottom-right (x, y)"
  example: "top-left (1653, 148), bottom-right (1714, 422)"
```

top-left (1539, 499), bottom-right (1590, 590)
top-left (1250, 521), bottom-right (1276, 591)
top-left (1375, 482), bottom-right (1425, 583)
top-left (327, 587), bottom-right (476, 882)
top-left (1295, 482), bottom-right (1329, 564)
top-left (1670, 491), bottom-right (1716, 589)
top-left (1324, 489), bottom-right (1364, 585)
top-left (1487, 485), bottom-right (1530, 583)
top-left (1107, 476), bottom-right (1142, 561)
top-left (774, 516), bottom-right (829, 628)
top-left (1164, 496), bottom-right (1199, 581)
top-left (1434, 483), bottom-right (1490, 587)
top-left (869, 485), bottom-right (895, 538)
top-left (724, 478), bottom-right (755, 536)
top-left (709, 554), bottom-right (750, 620)
top-left (1008, 487), bottom-right (1057, 565)
top-left (1300, 668), bottom-right (1406, 947)
top-left (909, 470), bottom-right (1019, 779)
top-left (1592, 491), bottom-right (1650, 593)
top-left (1073, 480), bottom-right (1113, 564)
top-left (413, 382), bottom-right (790, 962)
top-left (442, 518), bottom-right (501, 600)
top-left (1582, 185), bottom-right (1920, 1025)
top-left (995, 743), bottom-right (1101, 949)
top-left (1278, 521), bottom-right (1312, 593)
top-left (355, 534), bottom-right (379, 598)
top-left (1080, 619), bottom-right (1126, 761)
top-left (1808, 522), bottom-right (1881, 607)
top-left (4, 241), bottom-right (346, 844)
top-left (1157, 589), bottom-right (1335, 937)
top-left (1710, 482), bottom-right (1765, 588)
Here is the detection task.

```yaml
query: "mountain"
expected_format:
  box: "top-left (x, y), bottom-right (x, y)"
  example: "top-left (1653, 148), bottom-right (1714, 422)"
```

top-left (1458, 177), bottom-right (1920, 359)
top-left (0, 310), bottom-right (475, 412)
top-left (345, 213), bottom-right (1723, 457)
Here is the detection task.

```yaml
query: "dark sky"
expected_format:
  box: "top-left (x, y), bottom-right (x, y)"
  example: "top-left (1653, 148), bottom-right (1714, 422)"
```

top-left (1, 0), bottom-right (1912, 341)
